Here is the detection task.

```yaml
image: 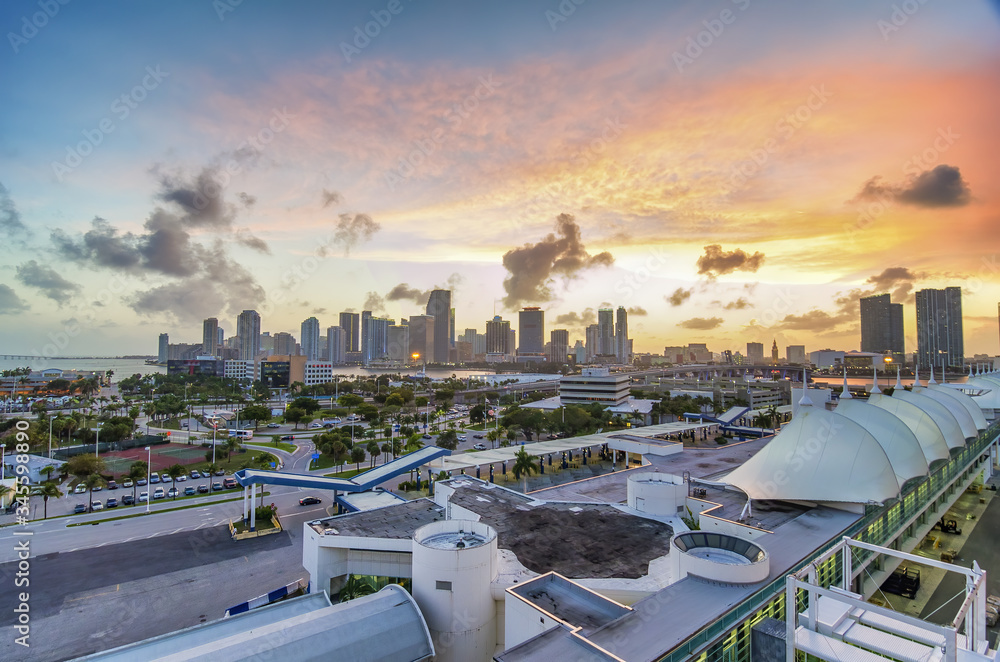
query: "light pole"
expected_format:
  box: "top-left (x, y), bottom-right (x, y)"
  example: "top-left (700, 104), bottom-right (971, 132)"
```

top-left (95, 422), bottom-right (102, 462)
top-left (1, 443), bottom-right (6, 481)
top-left (144, 446), bottom-right (151, 513)
top-left (48, 415), bottom-right (54, 459)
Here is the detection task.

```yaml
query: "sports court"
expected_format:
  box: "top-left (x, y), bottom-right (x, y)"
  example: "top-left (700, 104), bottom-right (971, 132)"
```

top-left (101, 444), bottom-right (208, 475)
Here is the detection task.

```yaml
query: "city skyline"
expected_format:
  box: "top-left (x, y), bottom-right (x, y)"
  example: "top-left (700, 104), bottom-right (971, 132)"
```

top-left (2, 1), bottom-right (1000, 358)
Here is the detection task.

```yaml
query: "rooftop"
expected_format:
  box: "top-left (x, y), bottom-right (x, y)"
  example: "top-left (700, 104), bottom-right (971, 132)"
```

top-left (309, 499), bottom-right (444, 537)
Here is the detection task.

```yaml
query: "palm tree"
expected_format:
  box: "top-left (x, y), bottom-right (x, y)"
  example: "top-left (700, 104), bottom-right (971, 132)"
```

top-left (339, 575), bottom-right (377, 603)
top-left (30, 482), bottom-right (63, 519)
top-left (0, 483), bottom-right (14, 511)
top-left (486, 427), bottom-right (505, 450)
top-left (225, 437), bottom-right (241, 464)
top-left (38, 464), bottom-right (56, 482)
top-left (128, 461), bottom-right (148, 505)
top-left (366, 441), bottom-right (380, 468)
top-left (83, 473), bottom-right (106, 512)
top-left (164, 464), bottom-right (186, 499)
top-left (205, 462), bottom-right (220, 478)
top-left (511, 448), bottom-right (537, 493)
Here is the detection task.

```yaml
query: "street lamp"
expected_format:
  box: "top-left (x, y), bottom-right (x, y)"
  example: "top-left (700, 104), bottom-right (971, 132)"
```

top-left (144, 446), bottom-right (151, 513)
top-left (48, 415), bottom-right (54, 460)
top-left (1, 443), bottom-right (6, 481)
top-left (95, 422), bottom-right (102, 462)
top-left (883, 356), bottom-right (892, 389)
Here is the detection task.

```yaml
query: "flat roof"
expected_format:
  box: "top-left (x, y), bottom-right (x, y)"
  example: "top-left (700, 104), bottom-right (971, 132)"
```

top-left (508, 573), bottom-right (631, 636)
top-left (337, 489), bottom-right (408, 512)
top-left (442, 478), bottom-right (673, 579)
top-left (309, 498), bottom-right (444, 537)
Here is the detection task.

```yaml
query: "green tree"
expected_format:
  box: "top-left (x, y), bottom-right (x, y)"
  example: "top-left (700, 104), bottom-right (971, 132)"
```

top-left (366, 441), bottom-right (380, 467)
top-left (338, 394), bottom-right (364, 412)
top-left (511, 447), bottom-right (537, 493)
top-left (351, 446), bottom-right (366, 471)
top-left (83, 473), bottom-right (106, 512)
top-left (30, 482), bottom-right (63, 519)
top-left (38, 464), bottom-right (57, 482)
top-left (415, 396), bottom-right (429, 408)
top-left (225, 437), bottom-right (241, 464)
top-left (164, 464), bottom-right (186, 499)
top-left (240, 404), bottom-right (273, 430)
top-left (291, 397), bottom-right (321, 415)
top-left (339, 575), bottom-right (376, 603)
top-left (436, 429), bottom-right (459, 451)
top-left (284, 407), bottom-right (306, 430)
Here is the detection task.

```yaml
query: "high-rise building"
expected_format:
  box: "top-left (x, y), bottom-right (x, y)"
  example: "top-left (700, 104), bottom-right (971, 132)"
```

top-left (273, 332), bottom-right (296, 356)
top-left (158, 333), bottom-right (169, 363)
top-left (860, 293), bottom-right (905, 364)
top-left (363, 316), bottom-right (390, 364)
top-left (485, 315), bottom-right (511, 355)
top-left (202, 318), bottom-right (219, 357)
top-left (771, 339), bottom-right (779, 365)
top-left (615, 306), bottom-right (630, 363)
top-left (408, 315), bottom-right (435, 363)
top-left (518, 307), bottom-right (545, 355)
top-left (915, 287), bottom-right (964, 370)
top-left (550, 329), bottom-right (569, 363)
top-left (597, 308), bottom-right (615, 356)
top-left (360, 311), bottom-right (372, 361)
top-left (585, 324), bottom-right (600, 361)
top-left (217, 326), bottom-right (224, 348)
top-left (326, 326), bottom-right (345, 364)
top-left (426, 290), bottom-right (451, 364)
top-left (387, 323), bottom-right (409, 363)
top-left (786, 345), bottom-right (807, 364)
top-left (236, 310), bottom-right (261, 361)
top-left (301, 317), bottom-right (321, 360)
top-left (339, 312), bottom-right (360, 353)
top-left (746, 342), bottom-right (764, 363)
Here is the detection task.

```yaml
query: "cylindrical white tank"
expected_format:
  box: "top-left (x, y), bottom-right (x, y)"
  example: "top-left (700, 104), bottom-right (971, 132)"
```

top-left (671, 531), bottom-right (770, 584)
top-left (412, 519), bottom-right (498, 662)
top-left (627, 472), bottom-right (687, 515)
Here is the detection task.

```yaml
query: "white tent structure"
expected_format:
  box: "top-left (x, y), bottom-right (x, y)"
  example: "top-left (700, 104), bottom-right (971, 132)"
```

top-left (892, 389), bottom-right (970, 447)
top-left (922, 384), bottom-right (988, 432)
top-left (834, 400), bottom-right (929, 487)
top-left (867, 394), bottom-right (951, 466)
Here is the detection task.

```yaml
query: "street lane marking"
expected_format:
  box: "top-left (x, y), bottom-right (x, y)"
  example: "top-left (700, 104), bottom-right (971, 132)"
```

top-left (66, 585), bottom-right (120, 602)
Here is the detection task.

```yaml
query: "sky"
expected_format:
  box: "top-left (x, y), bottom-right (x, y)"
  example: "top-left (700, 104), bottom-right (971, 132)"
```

top-left (1, 0), bottom-right (999, 359)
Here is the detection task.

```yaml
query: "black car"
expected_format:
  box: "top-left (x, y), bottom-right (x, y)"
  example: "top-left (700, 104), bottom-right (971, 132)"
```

top-left (299, 496), bottom-right (322, 506)
top-left (106, 497), bottom-right (118, 508)
top-left (212, 482), bottom-right (223, 491)
top-left (422, 434), bottom-right (433, 439)
top-left (197, 484), bottom-right (209, 494)
top-left (121, 494), bottom-right (135, 505)
top-left (279, 435), bottom-right (294, 441)
top-left (73, 504), bottom-right (87, 514)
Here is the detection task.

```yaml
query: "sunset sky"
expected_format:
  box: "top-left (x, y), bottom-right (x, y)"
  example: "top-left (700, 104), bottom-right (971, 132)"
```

top-left (2, 0), bottom-right (999, 359)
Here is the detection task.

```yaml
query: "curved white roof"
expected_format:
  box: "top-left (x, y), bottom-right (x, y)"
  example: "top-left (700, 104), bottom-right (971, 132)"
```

top-left (867, 394), bottom-right (951, 465)
top-left (834, 400), bottom-right (929, 485)
top-left (966, 376), bottom-right (1000, 410)
top-left (891, 390), bottom-right (968, 448)
top-left (923, 385), bottom-right (988, 431)
top-left (724, 408), bottom-right (899, 504)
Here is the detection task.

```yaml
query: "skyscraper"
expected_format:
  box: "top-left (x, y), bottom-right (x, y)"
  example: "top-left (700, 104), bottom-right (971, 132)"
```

top-left (597, 308), bottom-right (615, 356)
top-left (550, 329), bottom-right (569, 363)
top-left (860, 293), bottom-right (905, 364)
top-left (426, 290), bottom-right (451, 364)
top-left (615, 306), bottom-right (629, 363)
top-left (363, 316), bottom-right (390, 364)
top-left (236, 310), bottom-right (261, 361)
top-left (485, 315), bottom-right (511, 355)
top-left (915, 287), bottom-right (964, 370)
top-left (360, 310), bottom-right (372, 362)
top-left (585, 324), bottom-right (600, 361)
top-left (158, 333), bottom-right (169, 363)
top-left (301, 316), bottom-right (321, 360)
top-left (202, 318), bottom-right (219, 357)
top-left (387, 323), bottom-right (409, 363)
top-left (518, 307), bottom-right (545, 355)
top-left (408, 315), bottom-right (436, 363)
top-left (326, 326), bottom-right (345, 364)
top-left (746, 342), bottom-right (764, 363)
top-left (339, 312), bottom-right (360, 352)
top-left (273, 332), bottom-right (296, 356)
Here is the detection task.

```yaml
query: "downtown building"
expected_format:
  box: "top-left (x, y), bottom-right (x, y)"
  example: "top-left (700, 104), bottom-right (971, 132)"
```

top-left (236, 310), bottom-right (261, 361)
top-left (516, 307), bottom-right (545, 360)
top-left (485, 315), bottom-right (512, 362)
top-left (202, 317), bottom-right (219, 357)
top-left (915, 287), bottom-right (964, 370)
top-left (860, 293), bottom-right (905, 365)
top-left (426, 289), bottom-right (452, 364)
top-left (301, 317), bottom-right (321, 360)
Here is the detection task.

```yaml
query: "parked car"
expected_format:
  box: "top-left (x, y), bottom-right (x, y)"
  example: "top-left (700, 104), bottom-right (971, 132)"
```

top-left (92, 485), bottom-right (103, 492)
top-left (422, 434), bottom-right (433, 439)
top-left (266, 423), bottom-right (280, 428)
top-left (91, 501), bottom-right (103, 511)
top-left (153, 488), bottom-right (165, 500)
top-left (176, 475), bottom-right (187, 482)
top-left (122, 479), bottom-right (133, 488)
top-left (279, 435), bottom-right (294, 441)
top-left (167, 487), bottom-right (178, 498)
top-left (214, 469), bottom-right (225, 476)
top-left (121, 494), bottom-right (135, 505)
top-left (74, 484), bottom-right (86, 494)
top-left (149, 473), bottom-right (160, 484)
top-left (106, 497), bottom-right (118, 508)
top-left (138, 492), bottom-right (149, 502)
top-left (136, 478), bottom-right (147, 486)
top-left (190, 470), bottom-right (201, 479)
top-left (197, 484), bottom-right (209, 494)
top-left (212, 482), bottom-right (223, 491)
top-left (73, 503), bottom-right (87, 514)
top-left (106, 480), bottom-right (118, 490)
top-left (473, 443), bottom-right (487, 450)
top-left (299, 496), bottom-right (322, 506)
top-left (223, 478), bottom-right (238, 489)
top-left (184, 486), bottom-right (196, 496)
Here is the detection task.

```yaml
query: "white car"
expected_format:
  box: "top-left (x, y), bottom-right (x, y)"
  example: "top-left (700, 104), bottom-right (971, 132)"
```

top-left (91, 501), bottom-right (103, 511)
top-left (74, 484), bottom-right (86, 494)
top-left (309, 422), bottom-right (323, 428)
top-left (266, 423), bottom-right (280, 428)
top-left (139, 491), bottom-right (149, 502)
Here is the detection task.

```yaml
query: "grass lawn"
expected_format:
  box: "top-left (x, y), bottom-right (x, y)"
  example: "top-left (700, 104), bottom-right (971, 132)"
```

top-left (233, 518), bottom-right (278, 534)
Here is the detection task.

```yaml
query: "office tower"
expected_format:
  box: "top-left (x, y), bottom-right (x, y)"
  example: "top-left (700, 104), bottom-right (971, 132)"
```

top-left (387, 323), bottom-right (410, 362)
top-left (202, 318), bottom-right (219, 357)
top-left (363, 316), bottom-right (390, 364)
top-left (408, 315), bottom-right (435, 363)
top-left (615, 306), bottom-right (629, 362)
top-left (273, 332), bottom-right (296, 356)
top-left (474, 333), bottom-right (486, 356)
top-left (586, 324), bottom-right (600, 361)
top-left (217, 326), bottom-right (224, 348)
top-left (426, 289), bottom-right (451, 364)
top-left (915, 287), bottom-right (964, 370)
top-left (301, 317), bottom-right (321, 360)
top-left (485, 315), bottom-right (511, 355)
top-left (360, 310), bottom-right (372, 362)
top-left (339, 312), bottom-right (360, 353)
top-left (786, 345), bottom-right (807, 364)
top-left (746, 342), bottom-right (764, 363)
top-left (518, 307), bottom-right (545, 355)
top-left (597, 308), bottom-right (615, 356)
top-left (860, 293), bottom-right (905, 364)
top-left (550, 329), bottom-right (569, 363)
top-left (236, 310), bottom-right (261, 361)
top-left (326, 326), bottom-right (345, 364)
top-left (158, 333), bottom-right (169, 363)
top-left (450, 308), bottom-right (456, 349)
top-left (771, 340), bottom-right (779, 364)
top-left (259, 331), bottom-right (274, 354)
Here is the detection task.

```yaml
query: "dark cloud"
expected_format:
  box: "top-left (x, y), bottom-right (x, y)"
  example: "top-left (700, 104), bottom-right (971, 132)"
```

top-left (238, 192), bottom-right (256, 208)
top-left (667, 287), bottom-right (692, 306)
top-left (713, 297), bottom-right (751, 310)
top-left (553, 308), bottom-right (596, 329)
top-left (0, 182), bottom-right (28, 236)
top-left (696, 245), bottom-right (765, 279)
top-left (677, 316), bottom-right (723, 330)
top-left (854, 165), bottom-right (971, 208)
top-left (774, 310), bottom-right (842, 331)
top-left (156, 167), bottom-right (237, 228)
top-left (15, 260), bottom-right (81, 305)
top-left (52, 217), bottom-right (142, 270)
top-left (501, 213), bottom-right (614, 309)
top-left (0, 284), bottom-right (29, 314)
top-left (313, 307), bottom-right (328, 315)
top-left (363, 291), bottom-right (386, 313)
top-left (332, 213), bottom-right (380, 254)
top-left (386, 283), bottom-right (430, 305)
top-left (234, 228), bottom-right (271, 254)
top-left (627, 306), bottom-right (647, 316)
top-left (865, 266), bottom-right (923, 302)
top-left (321, 189), bottom-right (343, 208)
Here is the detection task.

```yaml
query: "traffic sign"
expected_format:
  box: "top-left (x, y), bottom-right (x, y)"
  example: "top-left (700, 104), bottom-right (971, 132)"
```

top-left (311, 453), bottom-right (320, 460)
